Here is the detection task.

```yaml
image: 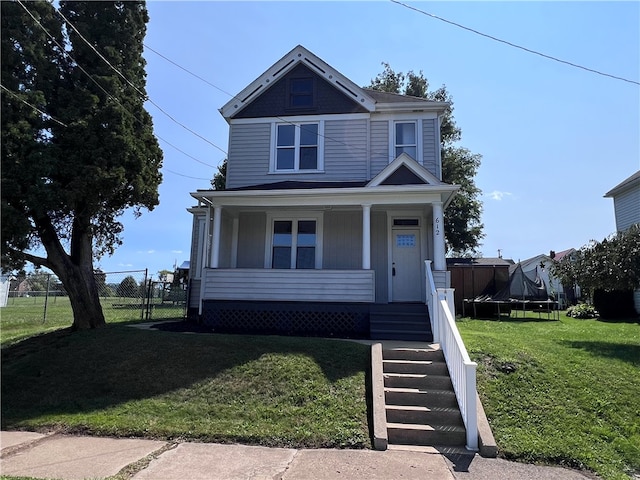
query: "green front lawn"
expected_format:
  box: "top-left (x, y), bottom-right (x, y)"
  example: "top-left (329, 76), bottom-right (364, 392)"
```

top-left (458, 313), bottom-right (640, 480)
top-left (1, 326), bottom-right (371, 449)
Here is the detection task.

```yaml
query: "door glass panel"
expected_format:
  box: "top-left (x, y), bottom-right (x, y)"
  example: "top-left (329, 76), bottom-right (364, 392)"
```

top-left (396, 234), bottom-right (416, 248)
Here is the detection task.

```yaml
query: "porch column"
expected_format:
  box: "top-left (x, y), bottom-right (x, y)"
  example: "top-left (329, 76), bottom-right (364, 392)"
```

top-left (202, 206), bottom-right (211, 270)
top-left (211, 205), bottom-right (222, 268)
top-left (433, 201), bottom-right (446, 271)
top-left (362, 203), bottom-right (371, 269)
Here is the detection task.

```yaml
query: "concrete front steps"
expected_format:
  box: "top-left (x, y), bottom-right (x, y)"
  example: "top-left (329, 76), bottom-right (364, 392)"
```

top-left (383, 345), bottom-right (467, 448)
top-left (370, 303), bottom-right (432, 342)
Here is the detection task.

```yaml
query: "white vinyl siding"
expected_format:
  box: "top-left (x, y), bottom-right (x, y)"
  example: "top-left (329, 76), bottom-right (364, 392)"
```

top-left (227, 119), bottom-right (368, 188)
top-left (190, 214), bottom-right (206, 279)
top-left (236, 212), bottom-right (266, 268)
top-left (370, 120), bottom-right (389, 178)
top-left (371, 211), bottom-right (389, 302)
top-left (422, 118), bottom-right (439, 179)
top-left (202, 268), bottom-right (375, 303)
top-left (323, 211), bottom-right (362, 269)
top-left (189, 279), bottom-right (201, 308)
top-left (226, 123), bottom-right (271, 189)
top-left (323, 119), bottom-right (368, 180)
top-left (613, 188), bottom-right (640, 232)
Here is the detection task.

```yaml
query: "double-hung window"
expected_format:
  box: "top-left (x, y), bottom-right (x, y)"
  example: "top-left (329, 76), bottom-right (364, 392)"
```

top-left (395, 121), bottom-right (417, 160)
top-left (274, 122), bottom-right (322, 172)
top-left (271, 219), bottom-right (317, 269)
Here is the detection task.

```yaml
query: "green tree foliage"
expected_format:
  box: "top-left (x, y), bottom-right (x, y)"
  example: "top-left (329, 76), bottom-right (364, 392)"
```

top-left (367, 63), bottom-right (484, 255)
top-left (116, 275), bottom-right (139, 298)
top-left (1, 1), bottom-right (162, 329)
top-left (210, 159), bottom-right (227, 191)
top-left (551, 225), bottom-right (640, 295)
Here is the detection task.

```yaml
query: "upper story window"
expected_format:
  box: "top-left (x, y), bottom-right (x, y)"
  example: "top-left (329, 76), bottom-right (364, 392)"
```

top-left (273, 122), bottom-right (323, 172)
top-left (288, 77), bottom-right (315, 109)
top-left (395, 121), bottom-right (417, 160)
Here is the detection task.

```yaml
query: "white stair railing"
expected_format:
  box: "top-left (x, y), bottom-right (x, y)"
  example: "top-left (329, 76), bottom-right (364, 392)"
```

top-left (425, 260), bottom-right (478, 451)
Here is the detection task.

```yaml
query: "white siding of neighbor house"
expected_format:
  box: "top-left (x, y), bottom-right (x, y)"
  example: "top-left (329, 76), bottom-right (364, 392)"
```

top-left (613, 188), bottom-right (640, 232)
top-left (202, 269), bottom-right (375, 302)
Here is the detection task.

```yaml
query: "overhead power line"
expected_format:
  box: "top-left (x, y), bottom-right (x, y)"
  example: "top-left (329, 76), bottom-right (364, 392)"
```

top-left (17, 0), bottom-right (218, 177)
top-left (163, 168), bottom-right (211, 181)
top-left (391, 0), bottom-right (640, 86)
top-left (52, 3), bottom-right (227, 155)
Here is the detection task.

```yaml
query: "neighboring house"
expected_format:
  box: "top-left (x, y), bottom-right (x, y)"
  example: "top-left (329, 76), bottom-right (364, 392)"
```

top-left (518, 248), bottom-right (578, 308)
top-left (604, 170), bottom-right (640, 314)
top-left (188, 45), bottom-right (459, 338)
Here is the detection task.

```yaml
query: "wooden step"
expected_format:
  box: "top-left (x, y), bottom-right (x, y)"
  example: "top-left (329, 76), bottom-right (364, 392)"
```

top-left (384, 387), bottom-right (459, 409)
top-left (384, 372), bottom-right (453, 390)
top-left (387, 422), bottom-right (467, 446)
top-left (382, 359), bottom-right (449, 375)
top-left (371, 330), bottom-right (433, 342)
top-left (382, 347), bottom-right (445, 362)
top-left (386, 404), bottom-right (463, 426)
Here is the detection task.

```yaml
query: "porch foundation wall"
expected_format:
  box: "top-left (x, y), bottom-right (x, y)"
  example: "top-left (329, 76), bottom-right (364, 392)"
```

top-left (201, 300), bottom-right (370, 338)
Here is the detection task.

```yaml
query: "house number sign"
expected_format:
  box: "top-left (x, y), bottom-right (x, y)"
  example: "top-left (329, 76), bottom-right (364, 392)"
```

top-left (435, 217), bottom-right (441, 236)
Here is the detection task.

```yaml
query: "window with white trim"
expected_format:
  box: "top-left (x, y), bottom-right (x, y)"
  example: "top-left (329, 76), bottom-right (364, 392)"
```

top-left (273, 122), bottom-right (323, 172)
top-left (395, 121), bottom-right (417, 159)
top-left (271, 219), bottom-right (317, 269)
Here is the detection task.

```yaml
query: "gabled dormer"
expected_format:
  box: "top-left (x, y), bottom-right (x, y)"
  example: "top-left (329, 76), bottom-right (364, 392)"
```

top-left (220, 45), bottom-right (376, 120)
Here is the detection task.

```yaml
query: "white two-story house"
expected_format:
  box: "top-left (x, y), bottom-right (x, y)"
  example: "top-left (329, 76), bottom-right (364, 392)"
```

top-left (187, 45), bottom-right (459, 339)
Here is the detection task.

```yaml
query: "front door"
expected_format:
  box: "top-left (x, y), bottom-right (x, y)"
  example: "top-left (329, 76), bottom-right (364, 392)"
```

top-left (391, 228), bottom-right (422, 302)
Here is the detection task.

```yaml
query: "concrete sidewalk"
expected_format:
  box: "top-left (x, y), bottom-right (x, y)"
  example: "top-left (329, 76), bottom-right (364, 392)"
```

top-left (1, 431), bottom-right (595, 480)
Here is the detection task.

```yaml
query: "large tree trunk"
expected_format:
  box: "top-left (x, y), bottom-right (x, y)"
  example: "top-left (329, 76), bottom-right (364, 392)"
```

top-left (57, 263), bottom-right (106, 330)
top-left (33, 212), bottom-right (107, 330)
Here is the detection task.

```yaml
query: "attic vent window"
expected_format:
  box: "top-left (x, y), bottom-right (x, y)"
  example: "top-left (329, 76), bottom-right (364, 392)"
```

top-left (288, 77), bottom-right (314, 109)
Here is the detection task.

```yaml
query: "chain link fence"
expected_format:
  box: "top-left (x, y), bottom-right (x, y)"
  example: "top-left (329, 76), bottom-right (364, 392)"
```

top-left (1, 269), bottom-right (187, 326)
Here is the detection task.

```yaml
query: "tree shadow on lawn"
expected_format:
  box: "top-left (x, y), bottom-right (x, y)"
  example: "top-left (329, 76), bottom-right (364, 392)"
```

top-left (0, 324), bottom-right (370, 429)
top-left (559, 340), bottom-right (640, 366)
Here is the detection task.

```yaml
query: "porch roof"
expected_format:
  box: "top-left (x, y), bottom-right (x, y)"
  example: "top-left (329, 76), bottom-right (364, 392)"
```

top-left (191, 182), bottom-right (459, 209)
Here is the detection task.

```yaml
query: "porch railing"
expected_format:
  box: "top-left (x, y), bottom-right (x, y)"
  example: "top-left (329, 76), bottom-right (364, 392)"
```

top-left (425, 260), bottom-right (478, 451)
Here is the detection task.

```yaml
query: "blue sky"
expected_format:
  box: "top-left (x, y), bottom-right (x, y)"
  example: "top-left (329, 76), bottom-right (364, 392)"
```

top-left (93, 1), bottom-right (639, 277)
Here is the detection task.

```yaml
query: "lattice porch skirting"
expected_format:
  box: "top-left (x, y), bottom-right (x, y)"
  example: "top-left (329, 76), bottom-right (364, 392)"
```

top-left (200, 300), bottom-right (370, 338)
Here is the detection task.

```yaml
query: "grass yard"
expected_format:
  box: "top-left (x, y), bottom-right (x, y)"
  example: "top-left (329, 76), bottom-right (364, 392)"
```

top-left (1, 297), bottom-right (182, 347)
top-left (457, 313), bottom-right (640, 480)
top-left (1, 325), bottom-right (371, 449)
